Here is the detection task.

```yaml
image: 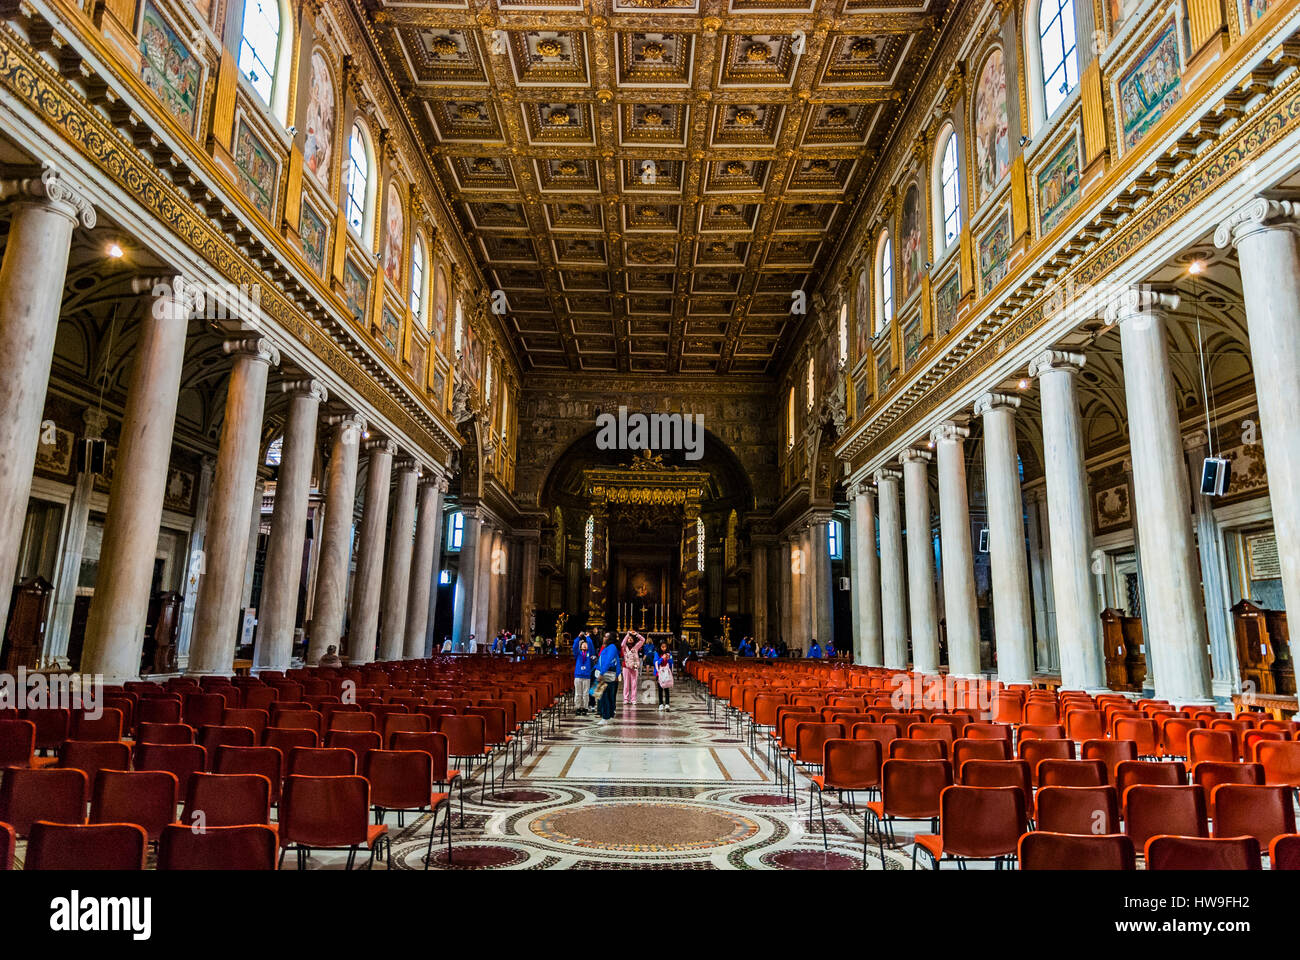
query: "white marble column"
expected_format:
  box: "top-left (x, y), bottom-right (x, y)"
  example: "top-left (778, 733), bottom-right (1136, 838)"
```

top-left (1217, 198), bottom-right (1300, 658)
top-left (306, 413), bottom-right (364, 664)
top-left (349, 439), bottom-right (395, 665)
top-left (850, 484), bottom-right (883, 666)
top-left (254, 379), bottom-right (326, 672)
top-left (751, 537), bottom-right (769, 649)
top-left (1108, 290), bottom-right (1213, 703)
top-left (0, 167), bottom-right (94, 626)
top-left (875, 468), bottom-right (908, 670)
top-left (188, 337), bottom-right (280, 676)
top-left (378, 459), bottom-right (419, 661)
top-left (779, 537), bottom-right (793, 651)
top-left (80, 278), bottom-right (196, 683)
top-left (975, 393), bottom-right (1036, 684)
top-left (177, 457), bottom-right (215, 667)
top-left (1025, 487), bottom-right (1058, 673)
top-left (932, 422), bottom-right (980, 676)
top-left (519, 531), bottom-right (539, 646)
top-left (810, 516), bottom-right (834, 651)
top-left (1182, 432), bottom-right (1233, 697)
top-left (901, 449), bottom-right (939, 673)
top-left (405, 475), bottom-right (445, 659)
top-left (1029, 350), bottom-right (1106, 690)
top-left (450, 508), bottom-right (479, 649)
top-left (472, 524), bottom-right (496, 643)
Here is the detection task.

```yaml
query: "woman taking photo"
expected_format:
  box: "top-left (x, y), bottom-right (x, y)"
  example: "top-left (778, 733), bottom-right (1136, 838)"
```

top-left (654, 641), bottom-right (674, 712)
top-left (573, 637), bottom-right (595, 715)
top-left (620, 630), bottom-right (647, 706)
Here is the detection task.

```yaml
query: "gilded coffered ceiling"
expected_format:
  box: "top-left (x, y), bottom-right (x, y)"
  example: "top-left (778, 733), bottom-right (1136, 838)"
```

top-left (362, 0), bottom-right (947, 375)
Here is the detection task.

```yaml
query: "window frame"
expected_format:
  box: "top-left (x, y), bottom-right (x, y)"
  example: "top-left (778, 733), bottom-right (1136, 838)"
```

top-left (447, 511), bottom-right (464, 551)
top-left (933, 126), bottom-right (962, 258)
top-left (236, 0), bottom-right (293, 122)
top-left (876, 232), bottom-right (894, 334)
top-left (1029, 0), bottom-right (1081, 128)
top-left (344, 122), bottom-right (374, 239)
top-left (410, 233), bottom-right (428, 324)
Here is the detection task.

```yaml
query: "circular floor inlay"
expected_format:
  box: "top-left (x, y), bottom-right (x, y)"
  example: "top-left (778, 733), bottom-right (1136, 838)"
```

top-left (531, 802), bottom-right (759, 852)
top-left (762, 850), bottom-right (860, 870)
top-left (493, 789), bottom-right (552, 803)
top-left (735, 793), bottom-right (795, 806)
top-left (423, 844), bottom-right (528, 869)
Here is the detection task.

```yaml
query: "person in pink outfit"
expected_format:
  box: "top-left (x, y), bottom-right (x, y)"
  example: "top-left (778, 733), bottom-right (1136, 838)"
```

top-left (620, 630), bottom-right (647, 704)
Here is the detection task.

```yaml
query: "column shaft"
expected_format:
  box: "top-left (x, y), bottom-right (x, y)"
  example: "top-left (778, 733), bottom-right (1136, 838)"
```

top-left (810, 520), bottom-right (834, 649)
top-left (378, 461), bottom-right (419, 661)
top-left (348, 440), bottom-right (394, 665)
top-left (876, 470), bottom-right (908, 670)
top-left (902, 451), bottom-right (940, 673)
top-left (851, 488), bottom-right (883, 666)
top-left (450, 509), bottom-right (479, 648)
top-left (933, 423), bottom-right (981, 676)
top-left (306, 416), bottom-right (363, 664)
top-left (404, 477), bottom-right (444, 659)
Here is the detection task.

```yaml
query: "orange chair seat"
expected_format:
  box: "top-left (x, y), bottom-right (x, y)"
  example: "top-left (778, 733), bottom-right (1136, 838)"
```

top-left (913, 833), bottom-right (944, 860)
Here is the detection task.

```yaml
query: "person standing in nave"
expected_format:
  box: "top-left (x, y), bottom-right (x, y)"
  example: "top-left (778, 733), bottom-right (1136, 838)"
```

top-left (594, 633), bottom-right (621, 725)
top-left (654, 641), bottom-right (674, 712)
top-left (620, 630), bottom-right (647, 705)
top-left (573, 637), bottom-right (595, 715)
top-left (807, 638), bottom-right (822, 659)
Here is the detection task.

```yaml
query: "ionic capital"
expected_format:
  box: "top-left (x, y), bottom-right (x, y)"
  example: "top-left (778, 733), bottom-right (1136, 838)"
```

top-left (873, 467), bottom-right (902, 485)
top-left (898, 448), bottom-right (932, 466)
top-left (282, 378), bottom-right (328, 404)
top-left (1214, 196), bottom-right (1300, 249)
top-left (930, 421), bottom-right (970, 445)
top-left (223, 336), bottom-right (280, 367)
top-left (365, 437), bottom-right (397, 456)
top-left (0, 164), bottom-right (96, 228)
top-left (1028, 349), bottom-right (1086, 379)
top-left (973, 392), bottom-right (1021, 417)
top-left (1103, 287), bottom-right (1179, 326)
top-left (132, 275), bottom-right (203, 317)
top-left (394, 457), bottom-right (421, 476)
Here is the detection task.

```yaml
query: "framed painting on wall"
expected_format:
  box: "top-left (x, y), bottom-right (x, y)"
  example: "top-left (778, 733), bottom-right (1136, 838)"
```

top-left (977, 209), bottom-right (1011, 296)
top-left (233, 117), bottom-right (278, 221)
top-left (299, 201), bottom-right (329, 277)
top-left (138, 1), bottom-right (203, 136)
top-left (1117, 20), bottom-right (1182, 153)
top-left (343, 257), bottom-right (370, 325)
top-left (1037, 132), bottom-right (1082, 234)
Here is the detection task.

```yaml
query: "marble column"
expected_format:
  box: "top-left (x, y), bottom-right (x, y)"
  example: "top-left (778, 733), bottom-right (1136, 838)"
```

top-left (253, 380), bottom-right (326, 672)
top-left (850, 484), bottom-right (883, 667)
top-left (306, 413), bottom-right (364, 664)
top-left (405, 474), bottom-right (445, 659)
top-left (779, 537), bottom-right (793, 650)
top-left (932, 422), bottom-right (981, 677)
top-left (901, 449), bottom-right (940, 674)
top-left (1109, 290), bottom-right (1213, 703)
top-left (810, 517), bottom-right (834, 650)
top-left (1216, 198), bottom-right (1300, 657)
top-left (751, 538), bottom-right (769, 649)
top-left (81, 278), bottom-right (196, 683)
top-left (188, 338), bottom-right (280, 676)
top-left (348, 439), bottom-right (395, 665)
top-left (450, 508), bottom-right (479, 649)
top-left (1025, 487), bottom-right (1058, 673)
top-left (680, 503), bottom-right (702, 640)
top-left (472, 522), bottom-right (495, 644)
top-left (177, 456), bottom-right (215, 666)
top-left (1029, 350), bottom-right (1106, 690)
top-left (378, 459), bottom-right (419, 661)
top-left (0, 167), bottom-right (94, 627)
top-left (1182, 432), bottom-right (1234, 697)
top-left (46, 408), bottom-right (108, 661)
top-left (975, 393), bottom-right (1036, 684)
top-left (799, 527), bottom-right (813, 651)
top-left (519, 531), bottom-right (539, 645)
top-left (875, 468), bottom-right (908, 670)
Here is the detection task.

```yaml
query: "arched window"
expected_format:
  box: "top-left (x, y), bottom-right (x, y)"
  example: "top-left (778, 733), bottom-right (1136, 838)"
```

top-left (264, 436), bottom-right (283, 466)
top-left (1039, 0), bottom-right (1080, 119)
top-left (447, 512), bottom-right (464, 551)
top-left (876, 233), bottom-right (894, 333)
top-left (828, 519), bottom-right (842, 560)
top-left (786, 387), bottom-right (795, 450)
top-left (238, 0), bottom-right (281, 106)
top-left (344, 123), bottom-right (371, 234)
top-left (805, 355), bottom-right (815, 410)
top-left (453, 300), bottom-right (464, 357)
top-left (696, 516), bottom-right (705, 573)
top-left (410, 234), bottom-right (427, 324)
top-left (837, 301), bottom-right (849, 365)
top-left (499, 380), bottom-right (509, 443)
top-left (934, 129), bottom-right (961, 255)
top-left (584, 515), bottom-right (594, 570)
top-left (484, 356), bottom-right (494, 402)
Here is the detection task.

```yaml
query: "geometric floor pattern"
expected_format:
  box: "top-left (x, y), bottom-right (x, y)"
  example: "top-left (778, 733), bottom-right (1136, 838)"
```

top-left (308, 678), bottom-right (918, 871)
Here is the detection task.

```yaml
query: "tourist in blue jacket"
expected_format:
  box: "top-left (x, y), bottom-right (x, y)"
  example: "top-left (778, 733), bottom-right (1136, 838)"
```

top-left (807, 639), bottom-right (822, 659)
top-left (594, 633), bottom-right (621, 724)
top-left (573, 638), bottom-right (595, 715)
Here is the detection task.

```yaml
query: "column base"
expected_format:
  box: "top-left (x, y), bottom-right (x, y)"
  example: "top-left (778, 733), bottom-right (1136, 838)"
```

top-left (184, 668), bottom-right (235, 679)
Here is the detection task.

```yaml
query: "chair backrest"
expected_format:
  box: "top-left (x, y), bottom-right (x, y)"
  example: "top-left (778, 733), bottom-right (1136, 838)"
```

top-left (1081, 738), bottom-right (1137, 784)
top-left (0, 719), bottom-right (35, 768)
top-left (1018, 831), bottom-right (1135, 870)
top-left (222, 708), bottom-right (270, 740)
top-left (909, 722), bottom-right (956, 745)
top-left (58, 740), bottom-right (132, 802)
top-left (850, 722), bottom-right (900, 752)
top-left (133, 742), bottom-right (206, 804)
top-left (936, 785), bottom-right (1026, 859)
top-left (465, 707), bottom-right (509, 747)
top-left (364, 750), bottom-right (435, 811)
top-left (1145, 834), bottom-right (1261, 870)
top-left (440, 715), bottom-right (487, 756)
top-left (889, 738), bottom-right (948, 761)
top-left (1270, 834), bottom-right (1300, 869)
top-left (794, 722), bottom-right (845, 765)
top-left (326, 730), bottom-right (382, 768)
top-left (1064, 710), bottom-right (1106, 743)
top-left (951, 738), bottom-right (1010, 779)
top-left (158, 823), bottom-right (277, 870)
top-left (89, 769), bottom-right (177, 841)
top-left (1253, 740), bottom-right (1300, 787)
top-left (879, 759), bottom-right (953, 819)
top-left (382, 713), bottom-right (432, 742)
top-left (822, 739), bottom-right (881, 790)
top-left (25, 820), bottom-right (147, 870)
top-left (263, 726), bottom-right (319, 755)
top-left (1124, 784), bottom-right (1207, 850)
top-left (389, 731), bottom-right (452, 782)
top-left (1193, 760), bottom-right (1263, 812)
top-left (1036, 758), bottom-right (1106, 788)
top-left (1016, 724), bottom-right (1066, 742)
top-left (1187, 728), bottom-right (1238, 767)
top-left (182, 693), bottom-right (226, 728)
top-left (69, 708), bottom-right (123, 742)
top-left (1159, 717), bottom-right (1203, 756)
top-left (959, 759), bottom-right (1032, 811)
top-left (198, 725), bottom-right (257, 768)
top-left (1023, 701), bottom-right (1059, 725)
top-left (1034, 784), bottom-right (1120, 834)
top-left (214, 745), bottom-right (283, 804)
top-left (138, 697), bottom-right (183, 726)
top-left (182, 772), bottom-right (272, 828)
top-left (242, 687), bottom-right (279, 712)
top-left (1016, 739), bottom-right (1075, 786)
top-left (287, 747), bottom-right (357, 778)
top-left (1210, 783), bottom-right (1295, 846)
top-left (137, 722), bottom-right (195, 745)
top-left (1114, 759), bottom-right (1187, 804)
top-left (0, 767), bottom-right (87, 837)
top-left (279, 775), bottom-right (371, 848)
top-left (328, 712), bottom-right (377, 733)
top-left (961, 722), bottom-right (1013, 742)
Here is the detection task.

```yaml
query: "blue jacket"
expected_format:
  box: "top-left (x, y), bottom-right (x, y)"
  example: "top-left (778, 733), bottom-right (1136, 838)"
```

top-left (654, 652), bottom-right (674, 670)
top-left (738, 640), bottom-right (753, 657)
top-left (596, 644), bottom-right (621, 675)
top-left (807, 643), bottom-right (822, 659)
top-left (574, 650), bottom-right (594, 679)
top-left (572, 634), bottom-right (586, 656)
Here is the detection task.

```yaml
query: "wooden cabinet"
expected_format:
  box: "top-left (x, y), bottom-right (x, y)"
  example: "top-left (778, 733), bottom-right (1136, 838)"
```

top-left (144, 591), bottom-right (182, 675)
top-left (1100, 607), bottom-right (1146, 692)
top-left (2, 576), bottom-right (51, 671)
top-left (1231, 599), bottom-right (1294, 697)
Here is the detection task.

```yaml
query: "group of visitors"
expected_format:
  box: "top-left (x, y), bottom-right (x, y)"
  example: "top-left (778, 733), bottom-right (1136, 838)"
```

top-left (729, 636), bottom-right (837, 659)
top-left (572, 630), bottom-right (676, 725)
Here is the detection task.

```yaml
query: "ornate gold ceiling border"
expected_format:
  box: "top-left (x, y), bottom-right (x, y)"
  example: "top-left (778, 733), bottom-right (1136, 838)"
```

top-left (0, 17), bottom-right (452, 463)
top-left (840, 26), bottom-right (1300, 469)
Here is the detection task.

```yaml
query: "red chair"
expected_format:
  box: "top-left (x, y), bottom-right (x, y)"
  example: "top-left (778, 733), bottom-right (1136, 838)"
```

top-left (271, 710), bottom-right (323, 744)
top-left (363, 750), bottom-right (452, 866)
top-left (158, 823), bottom-right (278, 870)
top-left (57, 740), bottom-right (131, 802)
top-left (182, 772), bottom-right (272, 827)
top-left (1211, 783), bottom-right (1295, 849)
top-left (222, 708), bottom-right (270, 741)
top-left (198, 725), bottom-right (257, 769)
top-left (1016, 724), bottom-right (1065, 742)
top-left (1018, 831), bottom-right (1135, 870)
top-left (137, 722), bottom-right (195, 745)
top-left (328, 712), bottom-right (377, 733)
top-left (864, 759), bottom-right (952, 867)
top-left (70, 708), bottom-right (124, 743)
top-left (243, 687), bottom-right (279, 712)
top-left (1064, 710), bottom-right (1106, 743)
top-left (287, 747), bottom-right (356, 778)
top-left (909, 722), bottom-right (957, 746)
top-left (1193, 761), bottom-right (1263, 816)
top-left (1269, 834), bottom-right (1300, 869)
top-left (0, 767), bottom-right (87, 837)
top-left (138, 697), bottom-right (183, 727)
top-left (1253, 740), bottom-right (1300, 791)
top-left (389, 731), bottom-right (464, 826)
top-left (961, 722), bottom-right (1013, 742)
top-left (1145, 835), bottom-right (1261, 870)
top-left (1158, 717), bottom-right (1203, 760)
top-left (382, 713), bottom-right (432, 744)
top-left (327, 730), bottom-right (382, 769)
top-left (181, 693), bottom-right (225, 729)
top-left (1124, 785), bottom-right (1207, 852)
top-left (809, 739), bottom-right (880, 850)
top-left (1080, 738), bottom-right (1136, 784)
top-left (89, 770), bottom-right (177, 842)
top-left (1017, 739), bottom-right (1075, 786)
top-left (1115, 760), bottom-right (1186, 812)
top-left (264, 727), bottom-right (319, 757)
top-left (913, 785), bottom-right (1026, 869)
top-left (278, 775), bottom-right (388, 870)
top-left (959, 759), bottom-right (1033, 813)
top-left (1112, 717), bottom-right (1159, 758)
top-left (25, 821), bottom-right (147, 870)
top-left (440, 715), bottom-right (494, 802)
top-left (0, 820), bottom-right (12, 870)
top-left (1187, 728), bottom-right (1237, 768)
top-left (889, 739), bottom-right (947, 761)
top-left (20, 708), bottom-right (69, 754)
top-left (133, 742), bottom-right (206, 805)
top-left (1034, 784), bottom-right (1120, 834)
top-left (214, 745), bottom-right (284, 805)
top-left (1036, 758), bottom-right (1106, 788)
top-left (1023, 701), bottom-right (1059, 725)
top-left (951, 738), bottom-right (1011, 780)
